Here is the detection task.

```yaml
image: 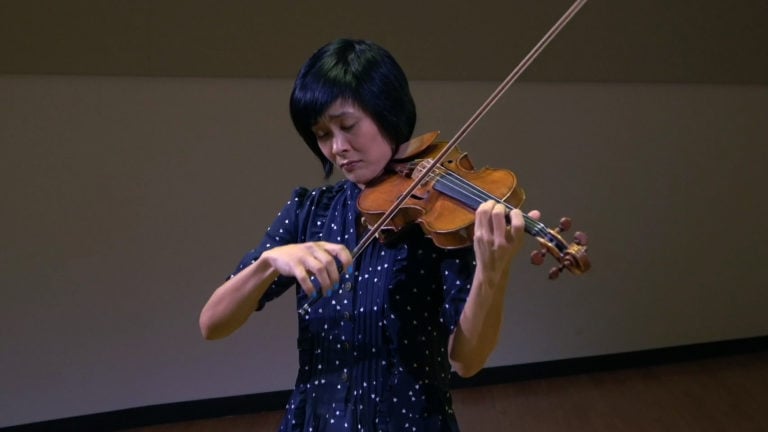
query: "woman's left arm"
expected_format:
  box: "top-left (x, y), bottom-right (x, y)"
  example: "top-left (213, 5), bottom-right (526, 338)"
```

top-left (448, 201), bottom-right (538, 377)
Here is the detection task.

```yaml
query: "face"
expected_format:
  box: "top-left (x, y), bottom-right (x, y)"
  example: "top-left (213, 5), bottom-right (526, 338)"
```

top-left (313, 99), bottom-right (394, 188)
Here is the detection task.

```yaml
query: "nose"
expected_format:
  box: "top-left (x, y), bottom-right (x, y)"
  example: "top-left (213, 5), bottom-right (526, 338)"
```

top-left (331, 134), bottom-right (350, 155)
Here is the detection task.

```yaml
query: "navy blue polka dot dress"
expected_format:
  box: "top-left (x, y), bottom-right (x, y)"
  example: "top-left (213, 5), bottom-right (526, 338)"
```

top-left (229, 180), bottom-right (476, 431)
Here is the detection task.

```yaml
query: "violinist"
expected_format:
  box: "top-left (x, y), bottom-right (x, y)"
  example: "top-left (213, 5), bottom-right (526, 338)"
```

top-left (199, 38), bottom-right (539, 432)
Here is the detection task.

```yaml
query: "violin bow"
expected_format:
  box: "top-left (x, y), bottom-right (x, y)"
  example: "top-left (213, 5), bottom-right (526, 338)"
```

top-left (353, 0), bottom-right (589, 260)
top-left (299, 0), bottom-right (589, 316)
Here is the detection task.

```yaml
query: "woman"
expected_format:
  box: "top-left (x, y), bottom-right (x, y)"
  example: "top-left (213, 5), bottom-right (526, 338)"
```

top-left (199, 38), bottom-right (537, 431)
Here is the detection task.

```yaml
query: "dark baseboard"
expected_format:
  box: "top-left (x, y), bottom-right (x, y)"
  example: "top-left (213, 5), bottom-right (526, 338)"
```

top-left (5, 335), bottom-right (767, 432)
top-left (449, 335), bottom-right (768, 389)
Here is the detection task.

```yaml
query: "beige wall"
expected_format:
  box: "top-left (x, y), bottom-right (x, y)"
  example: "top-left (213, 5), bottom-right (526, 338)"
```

top-left (1, 76), bottom-right (767, 427)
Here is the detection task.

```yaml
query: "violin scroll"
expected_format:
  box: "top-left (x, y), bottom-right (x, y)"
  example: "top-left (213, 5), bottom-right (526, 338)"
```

top-left (529, 217), bottom-right (590, 279)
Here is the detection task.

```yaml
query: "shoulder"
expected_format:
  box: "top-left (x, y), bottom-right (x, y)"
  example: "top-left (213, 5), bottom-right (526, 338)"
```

top-left (307, 180), bottom-right (349, 201)
top-left (278, 180), bottom-right (352, 230)
top-left (287, 180), bottom-right (349, 210)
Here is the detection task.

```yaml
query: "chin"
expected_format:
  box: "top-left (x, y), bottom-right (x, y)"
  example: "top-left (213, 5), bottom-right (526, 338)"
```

top-left (344, 173), bottom-right (372, 186)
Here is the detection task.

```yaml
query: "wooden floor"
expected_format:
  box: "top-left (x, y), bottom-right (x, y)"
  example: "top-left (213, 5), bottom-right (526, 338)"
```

top-left (122, 351), bottom-right (768, 431)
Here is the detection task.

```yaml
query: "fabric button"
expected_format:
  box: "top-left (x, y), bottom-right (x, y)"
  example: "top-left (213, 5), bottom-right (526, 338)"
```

top-left (343, 281), bottom-right (352, 291)
top-left (343, 311), bottom-right (351, 320)
top-left (341, 371), bottom-right (349, 382)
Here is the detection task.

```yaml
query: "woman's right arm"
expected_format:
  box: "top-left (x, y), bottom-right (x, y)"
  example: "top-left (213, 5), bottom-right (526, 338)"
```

top-left (199, 255), bottom-right (278, 340)
top-left (199, 242), bottom-right (352, 340)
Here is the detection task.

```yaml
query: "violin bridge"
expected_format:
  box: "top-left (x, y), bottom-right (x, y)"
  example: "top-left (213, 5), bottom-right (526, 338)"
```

top-left (412, 159), bottom-right (435, 186)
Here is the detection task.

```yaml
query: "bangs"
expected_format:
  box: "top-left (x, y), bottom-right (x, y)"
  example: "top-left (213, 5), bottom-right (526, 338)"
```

top-left (291, 79), bottom-right (353, 133)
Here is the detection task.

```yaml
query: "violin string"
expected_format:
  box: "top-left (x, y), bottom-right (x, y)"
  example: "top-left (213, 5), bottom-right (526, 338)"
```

top-left (399, 160), bottom-right (549, 237)
top-left (421, 166), bottom-right (551, 238)
top-left (391, 160), bottom-right (555, 243)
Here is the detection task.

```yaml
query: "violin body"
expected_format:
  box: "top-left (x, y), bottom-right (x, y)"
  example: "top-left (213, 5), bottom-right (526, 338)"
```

top-left (358, 132), bottom-right (590, 279)
top-left (358, 137), bottom-right (525, 249)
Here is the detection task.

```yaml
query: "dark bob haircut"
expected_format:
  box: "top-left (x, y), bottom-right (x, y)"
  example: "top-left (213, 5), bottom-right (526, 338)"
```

top-left (290, 39), bottom-right (416, 178)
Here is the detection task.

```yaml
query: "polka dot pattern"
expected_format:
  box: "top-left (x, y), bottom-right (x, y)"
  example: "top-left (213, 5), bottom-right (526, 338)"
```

top-left (229, 181), bottom-right (475, 431)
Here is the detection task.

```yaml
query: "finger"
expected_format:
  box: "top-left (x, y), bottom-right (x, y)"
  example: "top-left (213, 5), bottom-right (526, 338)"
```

top-left (474, 201), bottom-right (494, 234)
top-left (322, 245), bottom-right (353, 297)
top-left (303, 253), bottom-right (336, 295)
top-left (319, 242), bottom-right (354, 273)
top-left (510, 208), bottom-right (525, 228)
top-left (490, 202), bottom-right (508, 242)
top-left (527, 209), bottom-right (541, 221)
top-left (292, 264), bottom-right (318, 298)
top-left (507, 209), bottom-right (526, 244)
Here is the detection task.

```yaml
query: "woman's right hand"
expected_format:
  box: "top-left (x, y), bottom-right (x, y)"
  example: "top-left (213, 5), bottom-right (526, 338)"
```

top-left (261, 242), bottom-right (353, 297)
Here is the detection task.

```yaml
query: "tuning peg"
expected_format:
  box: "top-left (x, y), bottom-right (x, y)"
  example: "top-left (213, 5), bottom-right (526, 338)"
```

top-left (548, 266), bottom-right (562, 279)
top-left (549, 253), bottom-right (578, 279)
top-left (530, 249), bottom-right (546, 265)
top-left (556, 217), bottom-right (572, 233)
top-left (573, 231), bottom-right (588, 246)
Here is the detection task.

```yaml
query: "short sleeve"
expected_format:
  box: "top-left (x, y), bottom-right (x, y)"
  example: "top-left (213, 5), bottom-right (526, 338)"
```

top-left (227, 187), bottom-right (310, 310)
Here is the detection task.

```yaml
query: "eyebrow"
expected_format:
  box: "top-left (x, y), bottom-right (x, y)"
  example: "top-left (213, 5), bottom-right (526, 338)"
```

top-left (324, 109), bottom-right (357, 120)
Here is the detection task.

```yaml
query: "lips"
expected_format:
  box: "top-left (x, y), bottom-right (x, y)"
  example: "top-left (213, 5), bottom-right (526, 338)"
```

top-left (339, 160), bottom-right (361, 171)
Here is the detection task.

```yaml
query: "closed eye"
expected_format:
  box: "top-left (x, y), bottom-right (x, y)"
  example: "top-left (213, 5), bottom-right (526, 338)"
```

top-left (340, 122), bottom-right (356, 132)
top-left (313, 128), bottom-right (330, 141)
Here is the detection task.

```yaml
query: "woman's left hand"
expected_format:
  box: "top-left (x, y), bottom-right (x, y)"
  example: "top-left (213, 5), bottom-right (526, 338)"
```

top-left (473, 201), bottom-right (540, 282)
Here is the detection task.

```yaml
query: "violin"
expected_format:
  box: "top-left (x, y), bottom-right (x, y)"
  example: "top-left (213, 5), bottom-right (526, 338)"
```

top-left (358, 131), bottom-right (590, 279)
top-left (298, 0), bottom-right (590, 316)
